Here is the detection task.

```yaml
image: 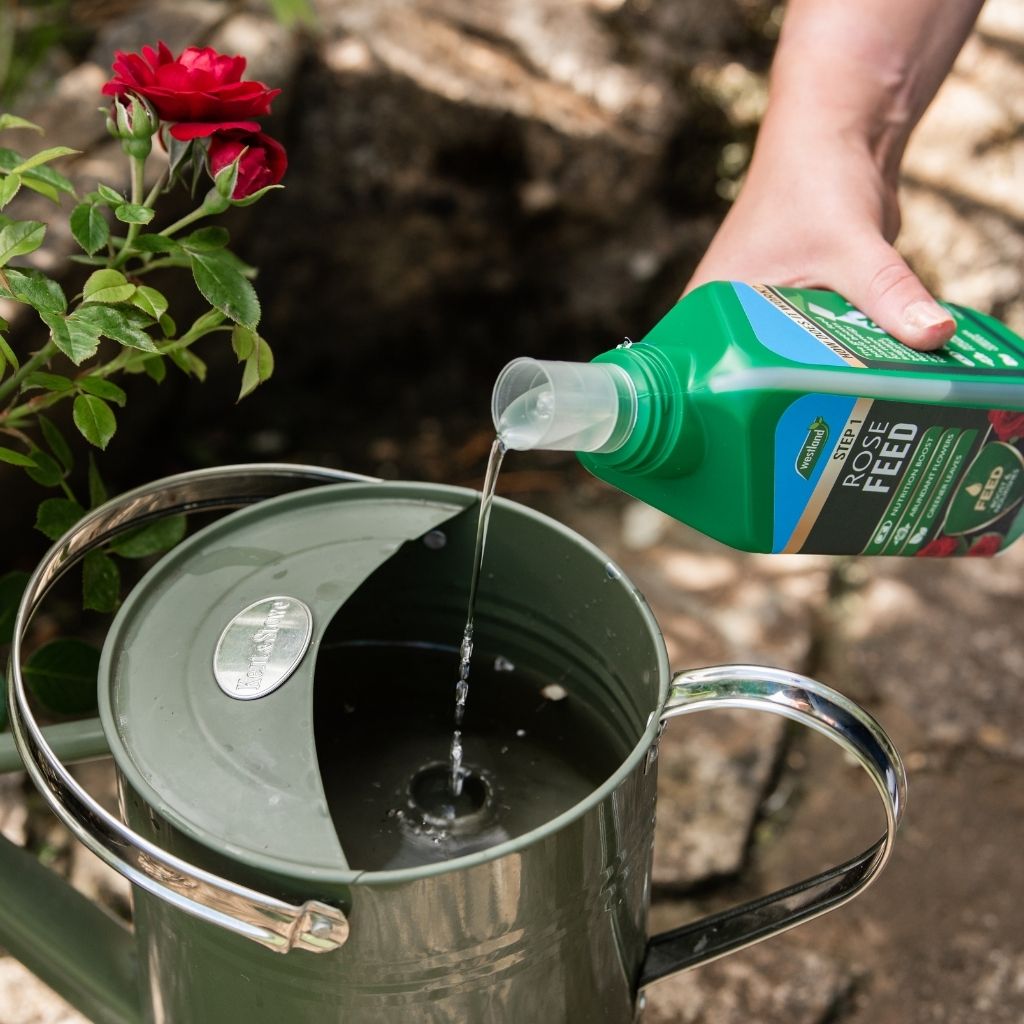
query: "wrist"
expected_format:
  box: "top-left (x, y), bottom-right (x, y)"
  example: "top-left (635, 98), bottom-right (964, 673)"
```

top-left (759, 0), bottom-right (984, 182)
top-left (756, 68), bottom-right (907, 186)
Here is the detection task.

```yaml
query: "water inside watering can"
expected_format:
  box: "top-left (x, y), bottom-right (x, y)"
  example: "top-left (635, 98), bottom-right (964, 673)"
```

top-left (315, 640), bottom-right (628, 869)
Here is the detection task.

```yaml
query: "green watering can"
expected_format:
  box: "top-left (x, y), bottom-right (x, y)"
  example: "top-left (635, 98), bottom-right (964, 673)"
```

top-left (3, 465), bottom-right (905, 1023)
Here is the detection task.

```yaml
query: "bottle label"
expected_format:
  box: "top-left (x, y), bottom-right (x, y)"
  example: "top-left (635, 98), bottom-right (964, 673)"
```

top-left (734, 283), bottom-right (1024, 374)
top-left (773, 394), bottom-right (1024, 555)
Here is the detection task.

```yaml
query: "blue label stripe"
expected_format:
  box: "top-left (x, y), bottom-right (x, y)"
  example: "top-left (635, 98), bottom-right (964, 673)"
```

top-left (733, 283), bottom-right (848, 368)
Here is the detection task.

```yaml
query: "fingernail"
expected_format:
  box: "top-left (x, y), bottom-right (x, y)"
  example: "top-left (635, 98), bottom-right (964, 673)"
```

top-left (903, 300), bottom-right (954, 333)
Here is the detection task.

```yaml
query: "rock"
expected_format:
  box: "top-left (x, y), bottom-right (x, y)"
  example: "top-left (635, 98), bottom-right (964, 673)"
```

top-left (622, 501), bottom-right (674, 551)
top-left (831, 540), bottom-right (1024, 759)
top-left (208, 12), bottom-right (300, 90)
top-left (899, 1), bottom-right (1024, 330)
top-left (641, 942), bottom-right (854, 1024)
top-left (85, 0), bottom-right (226, 71)
top-left (653, 709), bottom-right (784, 887)
top-left (744, 738), bottom-right (1024, 1024)
top-left (614, 538), bottom-right (825, 669)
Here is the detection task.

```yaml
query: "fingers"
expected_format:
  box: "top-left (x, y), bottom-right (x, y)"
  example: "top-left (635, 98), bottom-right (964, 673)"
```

top-left (841, 240), bottom-right (955, 351)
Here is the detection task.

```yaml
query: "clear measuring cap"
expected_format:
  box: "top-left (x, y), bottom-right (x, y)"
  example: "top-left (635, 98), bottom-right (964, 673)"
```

top-left (492, 358), bottom-right (637, 453)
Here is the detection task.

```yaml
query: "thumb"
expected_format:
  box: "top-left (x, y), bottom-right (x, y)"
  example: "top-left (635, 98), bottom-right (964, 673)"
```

top-left (840, 239), bottom-right (955, 351)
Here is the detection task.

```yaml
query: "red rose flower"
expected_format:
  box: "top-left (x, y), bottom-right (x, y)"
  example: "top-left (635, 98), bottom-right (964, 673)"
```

top-left (967, 533), bottom-right (1003, 557)
top-left (102, 42), bottom-right (279, 141)
top-left (916, 535), bottom-right (961, 557)
top-left (988, 409), bottom-right (1024, 443)
top-left (208, 130), bottom-right (287, 199)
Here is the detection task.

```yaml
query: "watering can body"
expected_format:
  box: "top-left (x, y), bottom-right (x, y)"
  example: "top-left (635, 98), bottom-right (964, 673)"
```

top-left (4, 466), bottom-right (904, 1023)
top-left (127, 775), bottom-right (654, 1023)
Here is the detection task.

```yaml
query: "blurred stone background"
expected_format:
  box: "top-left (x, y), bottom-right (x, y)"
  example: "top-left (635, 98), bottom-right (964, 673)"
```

top-left (1, 0), bottom-right (1023, 1021)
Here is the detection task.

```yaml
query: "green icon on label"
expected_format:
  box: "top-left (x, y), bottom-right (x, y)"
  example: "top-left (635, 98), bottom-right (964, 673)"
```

top-left (796, 417), bottom-right (830, 480)
top-left (944, 441), bottom-right (1024, 535)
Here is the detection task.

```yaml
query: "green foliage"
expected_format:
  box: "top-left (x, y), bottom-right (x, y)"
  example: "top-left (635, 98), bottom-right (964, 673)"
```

top-left (0, 112), bottom-right (275, 470)
top-left (1, 268), bottom-right (66, 313)
top-left (0, 116), bottom-right (42, 134)
top-left (23, 638), bottom-right (101, 716)
top-left (110, 516), bottom-right (186, 559)
top-left (114, 203), bottom-right (154, 225)
top-left (131, 285), bottom-right (167, 320)
top-left (82, 551), bottom-right (119, 613)
top-left (24, 448), bottom-right (61, 486)
top-left (34, 496), bottom-right (84, 539)
top-left (0, 571), bottom-right (29, 645)
top-left (72, 394), bottom-right (116, 449)
top-left (233, 326), bottom-right (275, 400)
top-left (70, 202), bottom-right (109, 255)
top-left (37, 414), bottom-right (72, 469)
top-left (82, 269), bottom-right (134, 304)
top-left (0, 145), bottom-right (74, 202)
top-left (0, 74), bottom-right (283, 722)
top-left (0, 446), bottom-right (35, 467)
top-left (0, 219), bottom-right (45, 264)
top-left (0, 333), bottom-right (17, 370)
top-left (87, 454), bottom-right (106, 507)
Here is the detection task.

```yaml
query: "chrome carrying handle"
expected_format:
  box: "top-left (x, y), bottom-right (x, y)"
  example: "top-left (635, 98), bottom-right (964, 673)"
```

top-left (640, 665), bottom-right (906, 987)
top-left (7, 463), bottom-right (379, 955)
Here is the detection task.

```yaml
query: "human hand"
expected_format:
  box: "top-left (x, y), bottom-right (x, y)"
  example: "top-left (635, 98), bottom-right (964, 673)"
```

top-left (685, 122), bottom-right (955, 352)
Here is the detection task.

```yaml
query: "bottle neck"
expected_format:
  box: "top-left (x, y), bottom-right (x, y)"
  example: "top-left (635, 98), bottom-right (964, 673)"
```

top-left (589, 345), bottom-right (701, 477)
top-left (491, 347), bottom-right (701, 476)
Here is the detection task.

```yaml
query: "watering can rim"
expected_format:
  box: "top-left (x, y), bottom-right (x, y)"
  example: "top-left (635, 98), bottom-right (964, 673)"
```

top-left (97, 478), bottom-right (671, 887)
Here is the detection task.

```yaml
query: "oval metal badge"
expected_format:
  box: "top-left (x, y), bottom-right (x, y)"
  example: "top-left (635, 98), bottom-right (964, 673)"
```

top-left (214, 596), bottom-right (313, 700)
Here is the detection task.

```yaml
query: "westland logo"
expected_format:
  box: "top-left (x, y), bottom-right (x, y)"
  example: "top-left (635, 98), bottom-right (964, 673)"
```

top-left (796, 417), bottom-right (829, 479)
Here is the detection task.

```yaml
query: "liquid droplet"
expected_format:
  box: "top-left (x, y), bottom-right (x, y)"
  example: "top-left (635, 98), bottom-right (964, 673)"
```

top-left (423, 530), bottom-right (447, 550)
top-left (494, 655), bottom-right (515, 673)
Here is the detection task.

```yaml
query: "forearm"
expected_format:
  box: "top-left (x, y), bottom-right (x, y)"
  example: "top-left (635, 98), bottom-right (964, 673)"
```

top-left (762, 0), bottom-right (985, 176)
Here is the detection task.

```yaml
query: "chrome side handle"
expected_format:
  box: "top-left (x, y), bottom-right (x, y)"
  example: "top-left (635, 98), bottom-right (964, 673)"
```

top-left (8, 463), bottom-right (377, 954)
top-left (640, 664), bottom-right (905, 987)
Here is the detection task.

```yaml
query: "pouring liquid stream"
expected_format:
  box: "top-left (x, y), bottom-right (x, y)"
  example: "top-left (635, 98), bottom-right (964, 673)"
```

top-left (314, 425), bottom-right (633, 868)
top-left (449, 436), bottom-right (507, 796)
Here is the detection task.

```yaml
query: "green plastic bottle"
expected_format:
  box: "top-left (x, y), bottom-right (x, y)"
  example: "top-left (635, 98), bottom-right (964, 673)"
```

top-left (491, 282), bottom-right (1024, 557)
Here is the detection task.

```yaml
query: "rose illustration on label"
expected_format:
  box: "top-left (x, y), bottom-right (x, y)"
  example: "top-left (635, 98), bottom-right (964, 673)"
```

top-left (916, 535), bottom-right (962, 558)
top-left (988, 409), bottom-right (1024, 443)
top-left (944, 442), bottom-right (1024, 535)
top-left (967, 533), bottom-right (1004, 557)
